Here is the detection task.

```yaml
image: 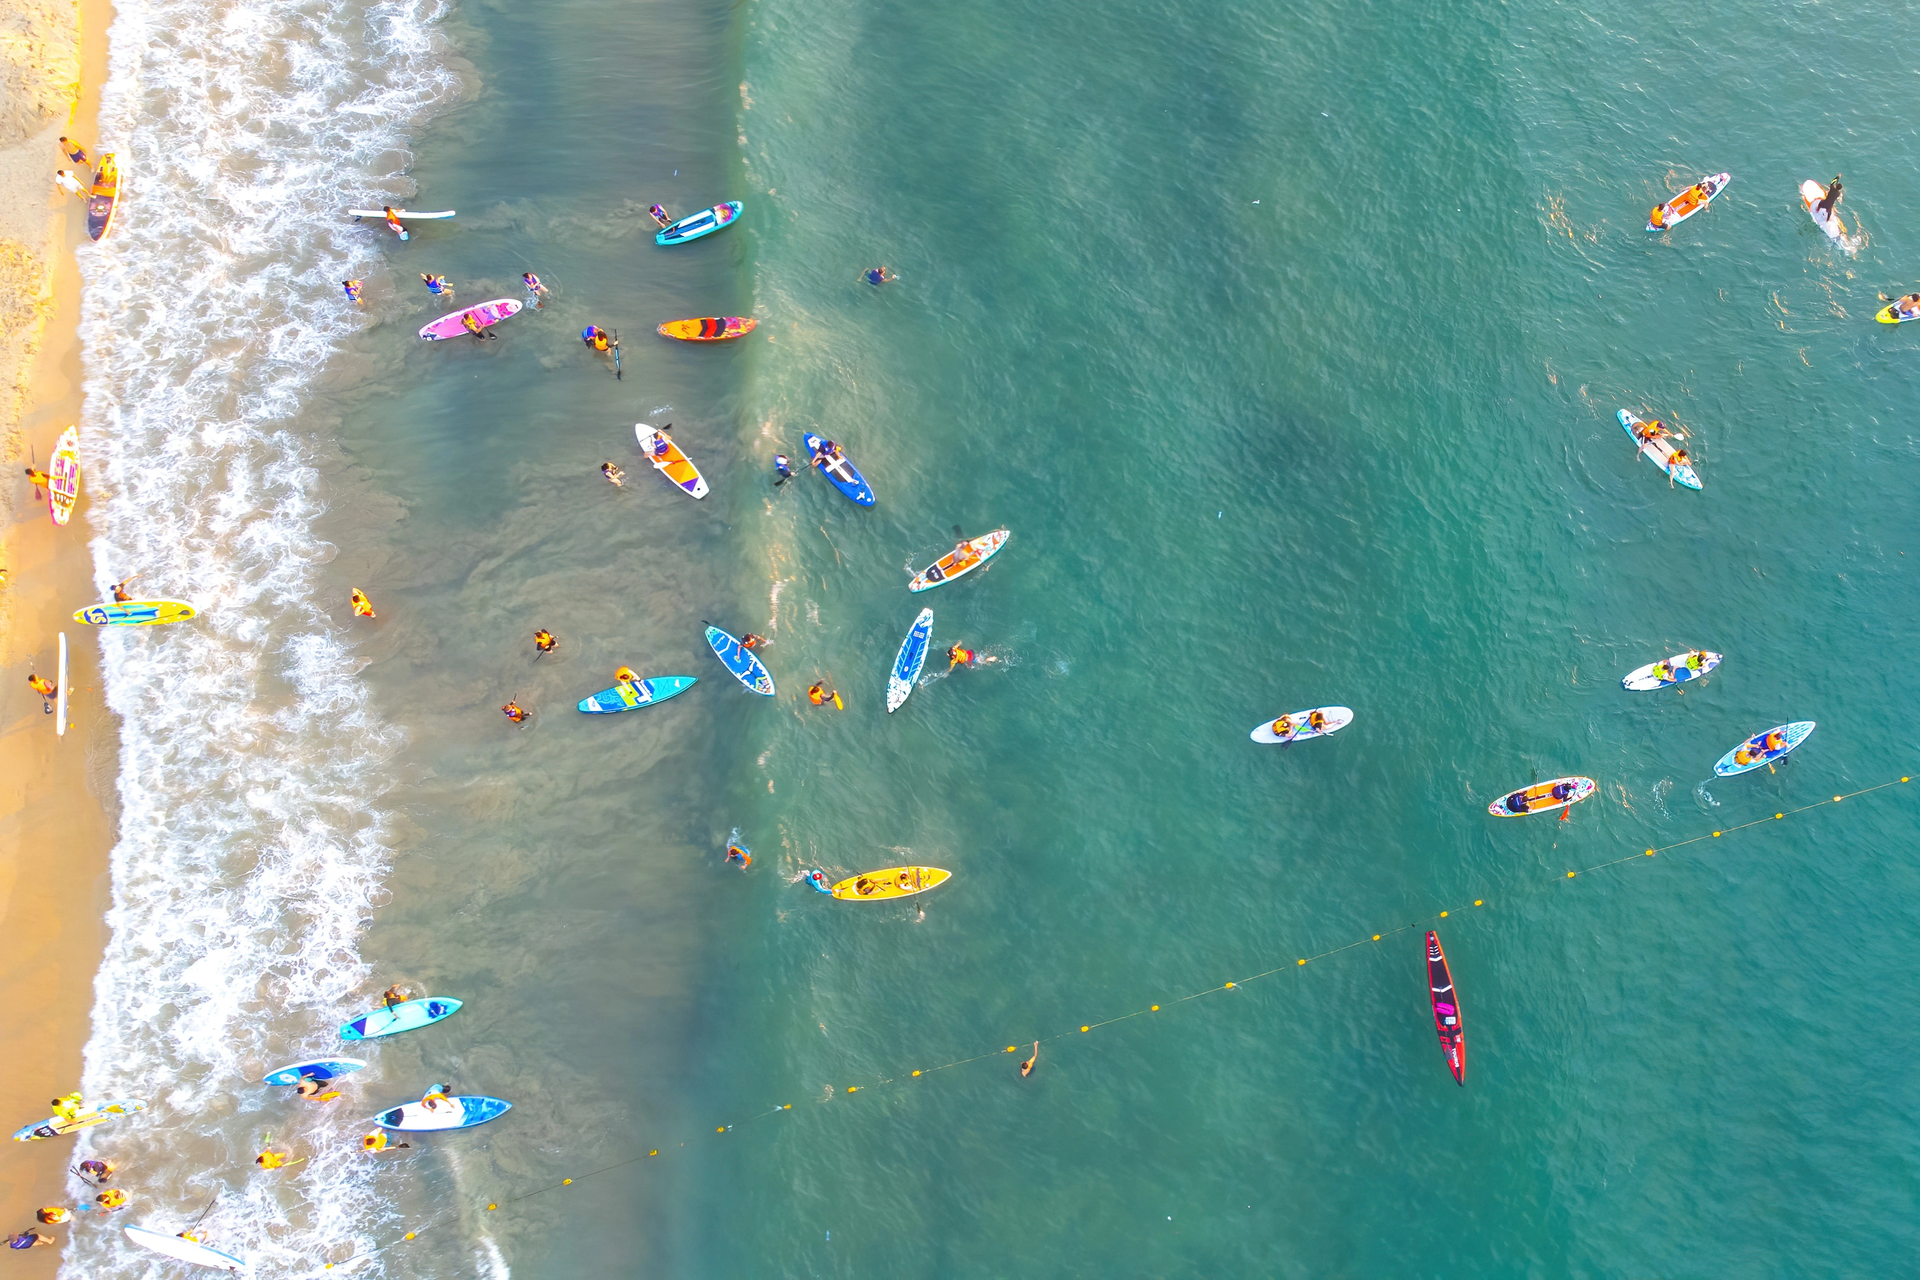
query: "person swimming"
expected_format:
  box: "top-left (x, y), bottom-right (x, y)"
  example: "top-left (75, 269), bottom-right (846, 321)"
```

top-left (76, 1160), bottom-right (115, 1184)
top-left (361, 1131), bottom-right (409, 1154)
top-left (948, 644), bottom-right (975, 669)
top-left (521, 272), bottom-right (548, 307)
top-left (341, 279), bottom-right (363, 306)
top-left (419, 272), bottom-right (453, 301)
top-left (863, 267), bottom-right (896, 285)
top-left (726, 843), bottom-right (751, 869)
top-left (601, 461), bottom-right (625, 486)
top-left (1019, 1042), bottom-right (1038, 1078)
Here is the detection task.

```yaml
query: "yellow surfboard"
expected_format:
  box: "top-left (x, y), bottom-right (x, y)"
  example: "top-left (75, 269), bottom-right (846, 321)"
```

top-left (830, 865), bottom-right (951, 901)
top-left (74, 599), bottom-right (198, 626)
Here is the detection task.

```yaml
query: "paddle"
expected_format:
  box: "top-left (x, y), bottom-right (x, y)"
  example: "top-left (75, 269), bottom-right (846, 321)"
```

top-left (612, 329), bottom-right (621, 380)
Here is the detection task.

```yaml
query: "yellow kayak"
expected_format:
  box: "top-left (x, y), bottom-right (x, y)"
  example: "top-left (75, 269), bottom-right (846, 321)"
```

top-left (830, 865), bottom-right (951, 901)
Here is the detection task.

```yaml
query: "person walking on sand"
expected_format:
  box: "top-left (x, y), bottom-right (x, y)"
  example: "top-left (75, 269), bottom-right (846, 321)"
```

top-left (58, 137), bottom-right (90, 169)
top-left (24, 465), bottom-right (49, 493)
top-left (1020, 1043), bottom-right (1038, 1078)
top-left (8, 1230), bottom-right (55, 1249)
top-left (27, 673), bottom-right (56, 712)
top-left (54, 169), bottom-right (84, 198)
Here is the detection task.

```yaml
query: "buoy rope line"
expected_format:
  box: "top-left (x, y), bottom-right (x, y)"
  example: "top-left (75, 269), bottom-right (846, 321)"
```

top-left (312, 774), bottom-right (1909, 1273)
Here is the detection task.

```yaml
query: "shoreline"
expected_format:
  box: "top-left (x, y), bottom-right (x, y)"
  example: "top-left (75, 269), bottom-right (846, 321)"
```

top-left (0, 0), bottom-right (116, 1265)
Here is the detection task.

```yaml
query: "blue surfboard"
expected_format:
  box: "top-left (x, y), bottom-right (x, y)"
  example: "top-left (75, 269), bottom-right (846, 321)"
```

top-left (656, 200), bottom-right (742, 246)
top-left (262, 1058), bottom-right (366, 1087)
top-left (704, 625), bottom-right (775, 696)
top-left (1713, 720), bottom-right (1815, 776)
top-left (802, 433), bottom-right (875, 507)
top-left (374, 1095), bottom-right (513, 1131)
top-left (578, 675), bottom-right (697, 714)
top-left (340, 997), bottom-right (463, 1042)
top-left (887, 608), bottom-right (934, 713)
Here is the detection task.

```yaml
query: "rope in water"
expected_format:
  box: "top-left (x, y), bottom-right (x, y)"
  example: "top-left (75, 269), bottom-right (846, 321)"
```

top-left (311, 773), bottom-right (1910, 1272)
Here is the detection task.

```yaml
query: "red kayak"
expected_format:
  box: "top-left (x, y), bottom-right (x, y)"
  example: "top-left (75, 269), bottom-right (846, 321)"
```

top-left (1426, 931), bottom-right (1464, 1086)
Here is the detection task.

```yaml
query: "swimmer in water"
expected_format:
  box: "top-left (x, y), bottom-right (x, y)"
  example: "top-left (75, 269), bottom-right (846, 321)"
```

top-left (341, 279), bottom-right (363, 306)
top-left (582, 325), bottom-right (611, 353)
top-left (521, 272), bottom-right (548, 307)
top-left (350, 588), bottom-right (375, 618)
top-left (602, 460), bottom-right (626, 486)
top-left (773, 454), bottom-right (793, 485)
top-left (805, 869), bottom-right (831, 893)
top-left (740, 632), bottom-right (768, 650)
top-left (361, 1131), bottom-right (410, 1154)
top-left (863, 267), bottom-right (897, 285)
top-left (614, 666), bottom-right (638, 688)
top-left (419, 272), bottom-right (453, 302)
top-left (726, 843), bottom-right (751, 869)
top-left (1020, 1043), bottom-right (1038, 1078)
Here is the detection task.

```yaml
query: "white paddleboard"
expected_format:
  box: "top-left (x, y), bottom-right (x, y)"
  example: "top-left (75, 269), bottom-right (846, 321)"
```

top-left (55, 632), bottom-right (67, 737)
top-left (124, 1225), bottom-right (249, 1272)
top-left (346, 208), bottom-right (455, 219)
top-left (1622, 649), bottom-right (1721, 691)
top-left (1250, 706), bottom-right (1352, 743)
top-left (1799, 180), bottom-right (1856, 253)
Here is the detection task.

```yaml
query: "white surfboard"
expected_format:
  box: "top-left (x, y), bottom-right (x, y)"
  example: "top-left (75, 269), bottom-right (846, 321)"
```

top-left (1799, 181), bottom-right (1856, 254)
top-left (1250, 706), bottom-right (1353, 743)
top-left (124, 1225), bottom-right (250, 1272)
top-left (55, 632), bottom-right (67, 737)
top-left (1621, 649), bottom-right (1721, 691)
top-left (346, 209), bottom-right (455, 219)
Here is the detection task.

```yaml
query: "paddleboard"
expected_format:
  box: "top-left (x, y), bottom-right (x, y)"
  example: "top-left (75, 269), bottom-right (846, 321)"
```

top-left (1622, 649), bottom-right (1721, 691)
top-left (373, 1095), bottom-right (512, 1131)
top-left (419, 298), bottom-right (521, 341)
top-left (1714, 720), bottom-right (1815, 776)
top-left (830, 865), bottom-right (951, 900)
top-left (657, 316), bottom-right (755, 341)
top-left (1799, 180), bottom-right (1856, 253)
top-left (802, 432), bottom-right (875, 506)
top-left (1617, 410), bottom-right (1701, 490)
top-left (656, 200), bottom-right (742, 246)
top-left (339, 996), bottom-right (462, 1042)
top-left (1876, 300), bottom-right (1920, 324)
top-left (261, 1058), bottom-right (367, 1087)
top-left (910, 529), bottom-right (1008, 592)
top-left (74, 599), bottom-right (197, 626)
top-left (48, 425), bottom-right (79, 525)
top-left (1646, 171), bottom-right (1729, 232)
top-left (887, 608), bottom-right (933, 713)
top-left (12, 1097), bottom-right (146, 1142)
top-left (634, 425), bottom-right (708, 498)
top-left (577, 675), bottom-right (696, 714)
top-left (86, 153), bottom-right (121, 242)
top-left (124, 1225), bottom-right (249, 1273)
top-left (55, 632), bottom-right (67, 738)
top-left (347, 209), bottom-right (456, 219)
top-left (1249, 705), bottom-right (1353, 743)
top-left (704, 625), bottom-right (775, 696)
top-left (1487, 776), bottom-right (1596, 817)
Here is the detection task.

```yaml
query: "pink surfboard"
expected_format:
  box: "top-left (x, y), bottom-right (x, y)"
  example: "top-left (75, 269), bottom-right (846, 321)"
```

top-left (418, 298), bottom-right (523, 341)
top-left (48, 426), bottom-right (79, 526)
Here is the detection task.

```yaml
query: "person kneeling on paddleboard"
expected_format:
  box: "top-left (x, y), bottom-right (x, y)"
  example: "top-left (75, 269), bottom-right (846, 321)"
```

top-left (1892, 293), bottom-right (1920, 320)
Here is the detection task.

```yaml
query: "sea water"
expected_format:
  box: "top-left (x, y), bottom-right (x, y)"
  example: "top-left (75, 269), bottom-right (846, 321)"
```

top-left (69, 0), bottom-right (1920, 1273)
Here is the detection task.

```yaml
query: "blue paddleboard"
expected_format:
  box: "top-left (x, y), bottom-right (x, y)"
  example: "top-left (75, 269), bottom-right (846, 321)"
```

top-left (578, 675), bottom-right (697, 714)
top-left (1714, 721), bottom-right (1815, 776)
top-left (340, 997), bottom-right (463, 1042)
top-left (887, 608), bottom-right (934, 713)
top-left (802, 433), bottom-right (875, 507)
top-left (375, 1095), bottom-right (513, 1131)
top-left (704, 625), bottom-right (775, 696)
top-left (262, 1058), bottom-right (366, 1087)
top-left (656, 200), bottom-right (742, 246)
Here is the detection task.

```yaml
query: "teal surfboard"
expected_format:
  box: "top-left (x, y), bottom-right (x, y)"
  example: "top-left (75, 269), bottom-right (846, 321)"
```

top-left (340, 997), bottom-right (462, 1042)
top-left (578, 675), bottom-right (696, 714)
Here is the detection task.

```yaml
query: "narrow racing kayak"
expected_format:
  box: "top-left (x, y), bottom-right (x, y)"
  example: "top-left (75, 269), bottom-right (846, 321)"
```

top-left (802, 432), bottom-right (874, 506)
top-left (124, 1225), bottom-right (249, 1273)
top-left (339, 996), bottom-right (462, 1041)
top-left (705, 624), bottom-right (775, 696)
top-left (13, 1097), bottom-right (146, 1142)
top-left (1621, 649), bottom-right (1720, 691)
top-left (578, 674), bottom-right (697, 713)
top-left (86, 153), bottom-right (121, 241)
top-left (634, 425), bottom-right (708, 498)
top-left (910, 529), bottom-right (1009, 592)
top-left (373, 1095), bottom-right (512, 1131)
top-left (656, 200), bottom-right (742, 246)
top-left (887, 608), bottom-right (934, 713)
top-left (1426, 931), bottom-right (1465, 1086)
top-left (262, 1058), bottom-right (366, 1087)
top-left (419, 298), bottom-right (521, 341)
top-left (1714, 721), bottom-right (1815, 776)
top-left (1249, 705), bottom-right (1353, 743)
top-left (1487, 775), bottom-right (1596, 817)
top-left (658, 316), bottom-right (756, 341)
top-left (48, 425), bottom-right (79, 525)
top-left (74, 599), bottom-right (197, 626)
top-left (1646, 171), bottom-right (1729, 232)
top-left (1618, 410), bottom-right (1700, 490)
top-left (1799, 179), bottom-right (1857, 253)
top-left (830, 865), bottom-right (951, 900)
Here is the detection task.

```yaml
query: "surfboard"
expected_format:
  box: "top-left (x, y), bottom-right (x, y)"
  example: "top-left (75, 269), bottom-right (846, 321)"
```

top-left (830, 865), bottom-right (951, 901)
top-left (86, 153), bottom-right (121, 242)
top-left (1487, 776), bottom-right (1596, 817)
top-left (1622, 649), bottom-right (1721, 691)
top-left (1646, 172), bottom-right (1729, 232)
top-left (1617, 410), bottom-right (1701, 490)
top-left (1800, 180), bottom-right (1856, 253)
top-left (657, 316), bottom-right (755, 341)
top-left (74, 599), bottom-right (197, 626)
top-left (1714, 720), bottom-right (1815, 776)
top-left (124, 1225), bottom-right (250, 1273)
top-left (339, 996), bottom-right (462, 1042)
top-left (909, 529), bottom-right (1008, 592)
top-left (48, 425), bottom-right (79, 525)
top-left (1249, 705), bottom-right (1353, 743)
top-left (704, 624), bottom-right (775, 696)
top-left (12, 1097), bottom-right (146, 1142)
top-left (419, 298), bottom-right (522, 341)
top-left (55, 633), bottom-right (67, 738)
top-left (347, 209), bottom-right (456, 219)
top-left (656, 200), bottom-right (742, 246)
top-left (1876, 301), bottom-right (1920, 324)
top-left (802, 432), bottom-right (875, 506)
top-left (578, 675), bottom-right (697, 714)
top-left (261, 1058), bottom-right (367, 1087)
top-left (635, 425), bottom-right (708, 498)
top-left (373, 1095), bottom-right (512, 1131)
top-left (887, 608), bottom-right (933, 713)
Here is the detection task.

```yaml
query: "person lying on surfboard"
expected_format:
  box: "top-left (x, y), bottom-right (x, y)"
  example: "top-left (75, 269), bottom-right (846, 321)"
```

top-left (27, 673), bottom-right (56, 711)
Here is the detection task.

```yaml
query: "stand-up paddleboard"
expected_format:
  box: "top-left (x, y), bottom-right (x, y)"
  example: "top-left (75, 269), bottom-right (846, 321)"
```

top-left (1714, 720), bottom-right (1815, 776)
top-left (1426, 931), bottom-right (1465, 1086)
top-left (1622, 649), bottom-right (1721, 691)
top-left (802, 432), bottom-right (875, 506)
top-left (656, 200), bottom-right (742, 246)
top-left (1876, 298), bottom-right (1920, 324)
top-left (12, 1097), bottom-right (146, 1142)
top-left (86, 153), bottom-right (121, 242)
top-left (658, 316), bottom-right (755, 341)
top-left (578, 674), bottom-right (696, 714)
top-left (419, 298), bottom-right (521, 341)
top-left (124, 1225), bottom-right (249, 1273)
top-left (704, 624), bottom-right (775, 696)
top-left (910, 529), bottom-right (1008, 592)
top-left (1617, 410), bottom-right (1701, 490)
top-left (339, 996), bottom-right (462, 1042)
top-left (262, 1058), bottom-right (366, 1087)
top-left (347, 209), bottom-right (456, 220)
top-left (74, 599), bottom-right (196, 626)
top-left (635, 425), bottom-right (708, 498)
top-left (373, 1095), bottom-right (512, 1131)
top-left (887, 608), bottom-right (933, 713)
top-left (1249, 705), bottom-right (1353, 743)
top-left (55, 633), bottom-right (67, 738)
top-left (48, 426), bottom-right (79, 525)
top-left (1799, 180), bottom-right (1856, 253)
top-left (830, 865), bottom-right (950, 900)
top-left (1646, 172), bottom-right (1729, 232)
top-left (1487, 776), bottom-right (1596, 817)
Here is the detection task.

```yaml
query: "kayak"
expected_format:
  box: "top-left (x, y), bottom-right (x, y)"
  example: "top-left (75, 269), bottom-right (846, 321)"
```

top-left (12, 1097), bottom-right (147, 1142)
top-left (802, 432), bottom-right (875, 506)
top-left (658, 316), bottom-right (755, 342)
top-left (887, 608), bottom-right (934, 713)
top-left (48, 425), bottom-right (79, 525)
top-left (1250, 705), bottom-right (1353, 744)
top-left (1646, 171), bottom-right (1730, 232)
top-left (373, 1095), bottom-right (512, 1132)
top-left (705, 624), bottom-right (775, 697)
top-left (339, 996), bottom-right (462, 1042)
top-left (124, 1226), bottom-right (250, 1273)
top-left (419, 298), bottom-right (521, 341)
top-left (74, 599), bottom-right (197, 626)
top-left (1876, 301), bottom-right (1920, 324)
top-left (830, 865), bottom-right (951, 901)
top-left (1487, 775), bottom-right (1596, 817)
top-left (1622, 649), bottom-right (1721, 691)
top-left (261, 1057), bottom-right (366, 1087)
top-left (634, 425), bottom-right (708, 498)
top-left (1799, 180), bottom-right (1856, 253)
top-left (86, 152), bottom-right (121, 242)
top-left (1714, 720), bottom-right (1815, 776)
top-left (656, 200), bottom-right (742, 246)
top-left (910, 529), bottom-right (1009, 592)
top-left (578, 675), bottom-right (697, 714)
top-left (1618, 410), bottom-right (1701, 490)
top-left (1426, 932), bottom-right (1465, 1086)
